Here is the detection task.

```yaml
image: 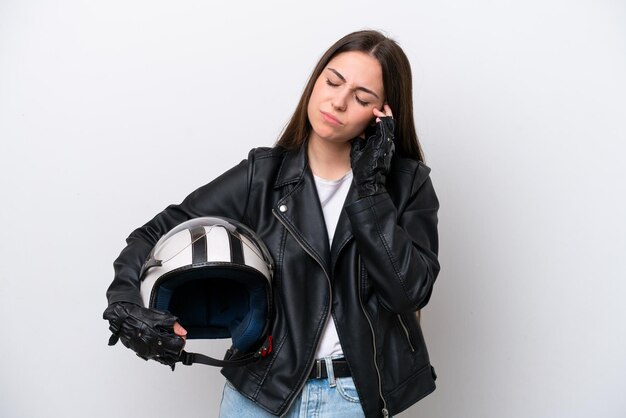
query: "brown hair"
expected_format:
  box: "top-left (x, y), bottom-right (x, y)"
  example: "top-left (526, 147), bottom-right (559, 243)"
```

top-left (275, 30), bottom-right (423, 161)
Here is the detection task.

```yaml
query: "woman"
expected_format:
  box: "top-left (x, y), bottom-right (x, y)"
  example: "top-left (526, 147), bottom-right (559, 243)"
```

top-left (104, 30), bottom-right (440, 418)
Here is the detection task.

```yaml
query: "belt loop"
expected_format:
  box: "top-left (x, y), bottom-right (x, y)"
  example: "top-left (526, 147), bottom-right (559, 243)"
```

top-left (324, 356), bottom-right (336, 387)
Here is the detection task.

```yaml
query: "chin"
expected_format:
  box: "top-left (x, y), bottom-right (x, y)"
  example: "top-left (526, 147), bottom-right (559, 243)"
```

top-left (315, 131), bottom-right (351, 144)
top-left (311, 124), bottom-right (351, 144)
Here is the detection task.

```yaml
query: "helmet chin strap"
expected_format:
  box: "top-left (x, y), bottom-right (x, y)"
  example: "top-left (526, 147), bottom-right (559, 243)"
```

top-left (178, 335), bottom-right (273, 368)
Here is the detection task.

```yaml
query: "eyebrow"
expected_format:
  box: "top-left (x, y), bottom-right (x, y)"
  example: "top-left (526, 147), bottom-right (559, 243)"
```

top-left (327, 67), bottom-right (381, 99)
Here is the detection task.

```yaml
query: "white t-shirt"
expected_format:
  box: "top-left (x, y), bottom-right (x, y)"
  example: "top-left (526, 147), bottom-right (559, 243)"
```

top-left (312, 169), bottom-right (353, 359)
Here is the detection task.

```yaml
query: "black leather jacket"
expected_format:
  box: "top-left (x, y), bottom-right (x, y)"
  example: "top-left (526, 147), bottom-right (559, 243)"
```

top-left (106, 141), bottom-right (440, 417)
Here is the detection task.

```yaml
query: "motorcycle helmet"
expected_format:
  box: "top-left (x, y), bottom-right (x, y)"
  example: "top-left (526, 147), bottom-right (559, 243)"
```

top-left (139, 216), bottom-right (273, 367)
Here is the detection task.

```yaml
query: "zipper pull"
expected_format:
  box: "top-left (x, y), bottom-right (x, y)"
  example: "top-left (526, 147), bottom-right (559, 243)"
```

top-left (382, 408), bottom-right (389, 418)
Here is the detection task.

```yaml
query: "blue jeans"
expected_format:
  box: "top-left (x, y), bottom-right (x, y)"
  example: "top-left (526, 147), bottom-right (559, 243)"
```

top-left (219, 357), bottom-right (365, 417)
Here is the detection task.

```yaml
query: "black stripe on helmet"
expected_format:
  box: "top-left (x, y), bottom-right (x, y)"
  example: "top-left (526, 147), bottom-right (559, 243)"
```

top-left (227, 229), bottom-right (245, 264)
top-left (190, 226), bottom-right (207, 264)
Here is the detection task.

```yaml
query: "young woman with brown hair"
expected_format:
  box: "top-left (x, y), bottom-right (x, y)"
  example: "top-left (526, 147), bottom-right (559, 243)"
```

top-left (104, 29), bottom-right (440, 417)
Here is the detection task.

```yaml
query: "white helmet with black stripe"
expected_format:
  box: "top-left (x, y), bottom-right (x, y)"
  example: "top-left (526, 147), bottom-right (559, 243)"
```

top-left (139, 216), bottom-right (274, 367)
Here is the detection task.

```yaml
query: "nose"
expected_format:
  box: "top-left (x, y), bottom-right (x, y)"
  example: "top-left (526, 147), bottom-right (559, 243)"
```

top-left (331, 89), bottom-right (349, 112)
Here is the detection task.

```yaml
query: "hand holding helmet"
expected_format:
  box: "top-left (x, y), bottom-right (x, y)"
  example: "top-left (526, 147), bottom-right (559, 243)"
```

top-left (103, 302), bottom-right (185, 369)
top-left (350, 106), bottom-right (395, 199)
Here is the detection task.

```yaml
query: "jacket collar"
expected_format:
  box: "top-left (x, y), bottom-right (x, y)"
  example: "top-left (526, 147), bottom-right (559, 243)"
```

top-left (274, 140), bottom-right (308, 189)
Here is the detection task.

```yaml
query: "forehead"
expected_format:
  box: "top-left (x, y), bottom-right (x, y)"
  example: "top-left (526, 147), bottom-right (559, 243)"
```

top-left (325, 51), bottom-right (383, 91)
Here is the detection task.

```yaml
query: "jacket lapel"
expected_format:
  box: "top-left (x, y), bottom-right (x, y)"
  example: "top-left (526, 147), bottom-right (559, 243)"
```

top-left (330, 180), bottom-right (357, 272)
top-left (273, 142), bottom-right (331, 276)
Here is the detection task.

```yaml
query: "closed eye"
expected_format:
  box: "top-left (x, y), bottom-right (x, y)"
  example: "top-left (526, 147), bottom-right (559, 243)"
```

top-left (355, 96), bottom-right (369, 106)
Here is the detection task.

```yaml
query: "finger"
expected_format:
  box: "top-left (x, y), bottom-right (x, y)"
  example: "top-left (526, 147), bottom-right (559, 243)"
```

top-left (373, 105), bottom-right (392, 120)
top-left (371, 108), bottom-right (383, 124)
top-left (383, 103), bottom-right (393, 118)
top-left (372, 107), bottom-right (385, 118)
top-left (174, 322), bottom-right (188, 339)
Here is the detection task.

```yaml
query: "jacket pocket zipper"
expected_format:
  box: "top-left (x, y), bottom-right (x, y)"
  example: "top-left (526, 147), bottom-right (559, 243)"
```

top-left (396, 314), bottom-right (415, 352)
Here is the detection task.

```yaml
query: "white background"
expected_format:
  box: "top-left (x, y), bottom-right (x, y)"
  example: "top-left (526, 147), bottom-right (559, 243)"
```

top-left (1, 1), bottom-right (625, 417)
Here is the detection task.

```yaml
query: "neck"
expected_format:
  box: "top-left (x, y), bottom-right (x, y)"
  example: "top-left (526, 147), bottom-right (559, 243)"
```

top-left (307, 134), bottom-right (352, 180)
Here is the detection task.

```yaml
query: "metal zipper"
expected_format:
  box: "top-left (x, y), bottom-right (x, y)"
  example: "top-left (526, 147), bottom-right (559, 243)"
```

top-left (272, 208), bottom-right (333, 417)
top-left (358, 255), bottom-right (389, 418)
top-left (396, 314), bottom-right (415, 352)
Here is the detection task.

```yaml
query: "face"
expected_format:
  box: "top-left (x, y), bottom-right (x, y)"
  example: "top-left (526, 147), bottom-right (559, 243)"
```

top-left (307, 51), bottom-right (385, 145)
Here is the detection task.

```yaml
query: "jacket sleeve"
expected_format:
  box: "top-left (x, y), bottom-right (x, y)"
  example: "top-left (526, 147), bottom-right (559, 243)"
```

top-left (106, 150), bottom-right (255, 306)
top-left (345, 162), bottom-right (440, 313)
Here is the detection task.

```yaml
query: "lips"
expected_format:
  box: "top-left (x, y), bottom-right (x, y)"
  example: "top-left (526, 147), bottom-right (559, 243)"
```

top-left (320, 111), bottom-right (343, 126)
